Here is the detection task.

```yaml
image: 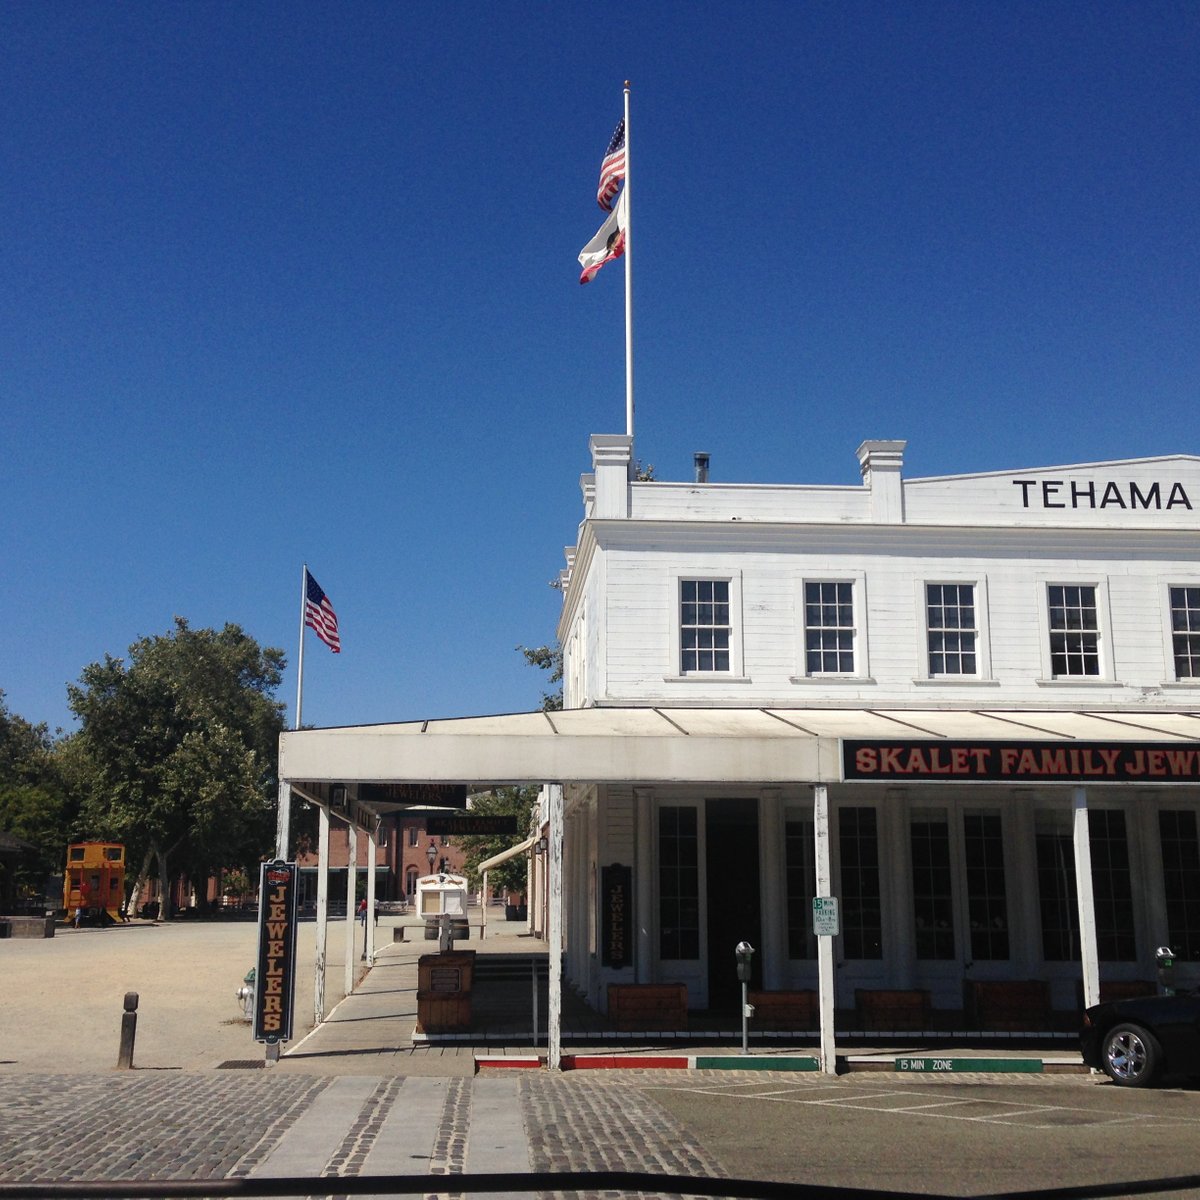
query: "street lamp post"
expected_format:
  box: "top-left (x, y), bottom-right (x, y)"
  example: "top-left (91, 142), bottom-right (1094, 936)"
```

top-left (426, 843), bottom-right (438, 873)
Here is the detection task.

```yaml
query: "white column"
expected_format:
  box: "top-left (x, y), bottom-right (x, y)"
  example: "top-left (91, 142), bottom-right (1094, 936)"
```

top-left (345, 822), bottom-right (358, 999)
top-left (814, 785), bottom-right (837, 1076)
top-left (547, 784), bottom-right (564, 1071)
top-left (635, 787), bottom-right (653, 982)
top-left (275, 781), bottom-right (291, 862)
top-left (1073, 787), bottom-right (1100, 1010)
top-left (314, 805), bottom-right (330, 1025)
top-left (366, 828), bottom-right (378, 966)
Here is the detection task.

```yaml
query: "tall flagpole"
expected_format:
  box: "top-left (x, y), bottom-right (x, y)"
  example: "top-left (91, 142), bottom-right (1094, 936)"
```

top-left (623, 80), bottom-right (634, 440)
top-left (295, 563), bottom-right (308, 731)
top-left (274, 564), bottom-right (309, 859)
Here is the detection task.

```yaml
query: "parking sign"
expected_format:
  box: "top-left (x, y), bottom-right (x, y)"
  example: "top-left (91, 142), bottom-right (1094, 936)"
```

top-left (812, 896), bottom-right (839, 936)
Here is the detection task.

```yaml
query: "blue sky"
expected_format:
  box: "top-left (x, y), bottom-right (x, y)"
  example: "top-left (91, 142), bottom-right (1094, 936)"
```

top-left (3, 2), bottom-right (1197, 735)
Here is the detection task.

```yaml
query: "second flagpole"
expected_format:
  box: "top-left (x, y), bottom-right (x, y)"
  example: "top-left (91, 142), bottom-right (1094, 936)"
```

top-left (623, 80), bottom-right (634, 440)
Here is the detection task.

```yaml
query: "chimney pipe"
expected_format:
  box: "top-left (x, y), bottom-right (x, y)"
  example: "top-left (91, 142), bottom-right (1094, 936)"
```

top-left (693, 452), bottom-right (710, 483)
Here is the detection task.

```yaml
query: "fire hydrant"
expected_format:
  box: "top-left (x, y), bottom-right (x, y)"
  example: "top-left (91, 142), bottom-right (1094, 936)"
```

top-left (236, 967), bottom-right (255, 1021)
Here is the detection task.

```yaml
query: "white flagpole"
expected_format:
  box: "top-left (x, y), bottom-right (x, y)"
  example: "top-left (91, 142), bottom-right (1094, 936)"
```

top-left (623, 80), bottom-right (634, 440)
top-left (295, 563), bottom-right (308, 731)
top-left (274, 564), bottom-right (309, 859)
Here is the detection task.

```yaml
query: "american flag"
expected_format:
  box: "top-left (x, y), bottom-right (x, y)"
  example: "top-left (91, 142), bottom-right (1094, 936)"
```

top-left (596, 118), bottom-right (625, 211)
top-left (304, 569), bottom-right (341, 653)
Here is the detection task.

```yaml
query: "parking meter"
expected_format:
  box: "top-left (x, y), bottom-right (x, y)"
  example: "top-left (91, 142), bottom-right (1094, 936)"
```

top-left (735, 942), bottom-right (755, 1054)
top-left (1156, 945), bottom-right (1176, 995)
top-left (735, 941), bottom-right (755, 983)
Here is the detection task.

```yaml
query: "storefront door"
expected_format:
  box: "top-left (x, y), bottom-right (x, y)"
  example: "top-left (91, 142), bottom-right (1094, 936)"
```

top-left (706, 798), bottom-right (761, 1011)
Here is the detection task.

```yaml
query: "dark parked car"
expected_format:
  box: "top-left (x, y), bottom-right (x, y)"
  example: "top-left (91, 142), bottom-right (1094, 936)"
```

top-left (1081, 989), bottom-right (1200, 1087)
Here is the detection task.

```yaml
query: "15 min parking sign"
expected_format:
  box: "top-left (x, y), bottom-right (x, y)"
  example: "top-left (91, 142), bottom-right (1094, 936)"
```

top-left (812, 896), bottom-right (839, 936)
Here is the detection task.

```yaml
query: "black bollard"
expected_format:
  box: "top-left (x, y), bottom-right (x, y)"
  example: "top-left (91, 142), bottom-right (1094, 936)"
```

top-left (117, 991), bottom-right (138, 1069)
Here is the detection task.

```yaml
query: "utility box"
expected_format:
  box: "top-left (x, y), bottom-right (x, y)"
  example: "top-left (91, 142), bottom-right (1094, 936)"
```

top-left (416, 950), bottom-right (475, 1033)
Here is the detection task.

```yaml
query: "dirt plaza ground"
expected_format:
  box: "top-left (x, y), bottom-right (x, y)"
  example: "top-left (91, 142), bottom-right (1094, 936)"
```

top-left (0, 915), bottom-right (367, 1073)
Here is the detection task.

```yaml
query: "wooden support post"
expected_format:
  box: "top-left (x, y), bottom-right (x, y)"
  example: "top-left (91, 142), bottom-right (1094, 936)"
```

top-left (547, 783), bottom-right (564, 1071)
top-left (814, 785), bottom-right (837, 1076)
top-left (1074, 787), bottom-right (1100, 1012)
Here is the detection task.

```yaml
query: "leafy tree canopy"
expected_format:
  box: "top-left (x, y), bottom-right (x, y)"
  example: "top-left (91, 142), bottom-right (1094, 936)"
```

top-left (0, 691), bottom-right (79, 890)
top-left (67, 617), bottom-right (286, 914)
top-left (455, 786), bottom-right (538, 895)
top-left (517, 644), bottom-right (563, 712)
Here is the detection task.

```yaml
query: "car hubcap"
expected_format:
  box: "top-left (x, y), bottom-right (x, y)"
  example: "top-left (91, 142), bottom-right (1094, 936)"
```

top-left (1107, 1031), bottom-right (1147, 1080)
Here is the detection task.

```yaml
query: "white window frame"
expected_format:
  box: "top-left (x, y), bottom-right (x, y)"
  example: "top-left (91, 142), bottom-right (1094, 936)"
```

top-left (665, 568), bottom-right (747, 682)
top-left (913, 576), bottom-right (996, 685)
top-left (1035, 576), bottom-right (1116, 685)
top-left (792, 571), bottom-right (871, 683)
top-left (1160, 579), bottom-right (1200, 688)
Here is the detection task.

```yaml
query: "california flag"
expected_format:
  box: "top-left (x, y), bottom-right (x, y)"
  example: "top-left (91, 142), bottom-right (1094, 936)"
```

top-left (578, 187), bottom-right (627, 284)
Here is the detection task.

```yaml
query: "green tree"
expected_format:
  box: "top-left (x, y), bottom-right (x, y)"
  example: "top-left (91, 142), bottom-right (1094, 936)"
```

top-left (517, 644), bottom-right (563, 712)
top-left (68, 618), bottom-right (286, 919)
top-left (0, 692), bottom-right (78, 899)
top-left (456, 787), bottom-right (538, 896)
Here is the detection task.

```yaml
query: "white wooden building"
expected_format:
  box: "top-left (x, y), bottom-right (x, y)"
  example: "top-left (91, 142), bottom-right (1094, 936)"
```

top-left (281, 432), bottom-right (1200, 1063)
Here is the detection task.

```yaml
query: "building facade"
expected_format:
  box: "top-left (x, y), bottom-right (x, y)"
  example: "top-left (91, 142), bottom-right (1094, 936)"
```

top-left (554, 435), bottom-right (1200, 1016)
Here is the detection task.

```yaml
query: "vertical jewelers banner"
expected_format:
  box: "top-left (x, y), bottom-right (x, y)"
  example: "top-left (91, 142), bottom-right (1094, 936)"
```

top-left (253, 860), bottom-right (299, 1044)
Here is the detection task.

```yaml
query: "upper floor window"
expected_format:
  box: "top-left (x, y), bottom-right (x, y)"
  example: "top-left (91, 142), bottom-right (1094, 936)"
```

top-left (408, 826), bottom-right (419, 847)
top-left (804, 581), bottom-right (854, 674)
top-left (926, 583), bottom-right (977, 676)
top-left (1047, 584), bottom-right (1100, 677)
top-left (1169, 587), bottom-right (1200, 680)
top-left (680, 579), bottom-right (731, 673)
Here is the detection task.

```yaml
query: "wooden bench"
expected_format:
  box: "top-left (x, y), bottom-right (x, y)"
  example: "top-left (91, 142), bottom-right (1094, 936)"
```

top-left (748, 989), bottom-right (817, 1029)
top-left (856, 988), bottom-right (931, 1030)
top-left (607, 983), bottom-right (689, 1031)
top-left (965, 979), bottom-right (1050, 1029)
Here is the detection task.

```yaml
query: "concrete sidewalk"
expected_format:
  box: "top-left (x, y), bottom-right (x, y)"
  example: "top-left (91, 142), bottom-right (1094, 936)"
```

top-left (276, 915), bottom-right (1088, 1077)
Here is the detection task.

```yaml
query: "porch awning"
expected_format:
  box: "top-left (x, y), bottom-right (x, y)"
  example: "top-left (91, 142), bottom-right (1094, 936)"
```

top-left (280, 705), bottom-right (1200, 796)
top-left (478, 836), bottom-right (537, 872)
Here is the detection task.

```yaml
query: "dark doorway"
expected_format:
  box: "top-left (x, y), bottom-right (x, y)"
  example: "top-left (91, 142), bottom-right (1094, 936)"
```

top-left (706, 798), bottom-right (762, 1011)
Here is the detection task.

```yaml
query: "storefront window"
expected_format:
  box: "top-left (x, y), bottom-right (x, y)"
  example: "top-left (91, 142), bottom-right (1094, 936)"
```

top-left (1089, 809), bottom-right (1136, 961)
top-left (963, 812), bottom-right (1009, 960)
top-left (1036, 812), bottom-right (1078, 961)
top-left (1036, 808), bottom-right (1137, 962)
top-left (1160, 810), bottom-right (1200, 961)
top-left (659, 806), bottom-right (699, 959)
top-left (911, 812), bottom-right (955, 960)
top-left (785, 816), bottom-right (816, 959)
top-left (838, 806), bottom-right (882, 959)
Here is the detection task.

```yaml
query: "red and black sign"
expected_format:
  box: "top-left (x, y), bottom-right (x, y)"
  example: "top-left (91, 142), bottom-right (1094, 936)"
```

top-left (253, 860), bottom-right (299, 1044)
top-left (426, 815), bottom-right (518, 836)
top-left (601, 864), bottom-right (632, 969)
top-left (844, 740), bottom-right (1200, 784)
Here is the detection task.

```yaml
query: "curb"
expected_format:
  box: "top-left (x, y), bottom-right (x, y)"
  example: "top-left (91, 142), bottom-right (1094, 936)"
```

top-left (475, 1052), bottom-right (1088, 1074)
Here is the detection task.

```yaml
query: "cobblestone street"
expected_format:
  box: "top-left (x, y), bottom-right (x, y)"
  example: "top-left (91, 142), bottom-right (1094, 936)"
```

top-left (0, 1071), bottom-right (728, 1196)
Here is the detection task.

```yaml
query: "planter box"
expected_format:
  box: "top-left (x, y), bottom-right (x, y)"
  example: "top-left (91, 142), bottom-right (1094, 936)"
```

top-left (748, 989), bottom-right (817, 1029)
top-left (856, 988), bottom-right (931, 1030)
top-left (607, 983), bottom-right (688, 1031)
top-left (965, 979), bottom-right (1049, 1028)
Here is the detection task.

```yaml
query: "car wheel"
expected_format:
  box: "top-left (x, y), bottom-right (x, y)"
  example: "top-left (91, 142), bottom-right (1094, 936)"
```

top-left (1101, 1022), bottom-right (1162, 1087)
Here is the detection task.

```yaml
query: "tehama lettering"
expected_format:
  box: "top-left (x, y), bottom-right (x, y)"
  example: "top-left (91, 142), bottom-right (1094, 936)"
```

top-left (1013, 478), bottom-right (1191, 511)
